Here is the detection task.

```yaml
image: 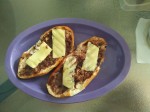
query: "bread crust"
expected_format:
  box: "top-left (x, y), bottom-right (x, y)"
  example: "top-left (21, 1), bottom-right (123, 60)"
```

top-left (17, 26), bottom-right (74, 79)
top-left (46, 36), bottom-right (107, 98)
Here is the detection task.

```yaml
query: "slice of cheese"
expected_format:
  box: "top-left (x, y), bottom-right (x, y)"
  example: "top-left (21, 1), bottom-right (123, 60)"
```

top-left (26, 42), bottom-right (52, 68)
top-left (52, 29), bottom-right (66, 58)
top-left (63, 56), bottom-right (77, 89)
top-left (82, 42), bottom-right (99, 71)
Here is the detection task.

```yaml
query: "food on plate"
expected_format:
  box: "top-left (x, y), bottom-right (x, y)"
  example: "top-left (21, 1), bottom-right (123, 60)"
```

top-left (46, 36), bottom-right (107, 98)
top-left (17, 26), bottom-right (74, 79)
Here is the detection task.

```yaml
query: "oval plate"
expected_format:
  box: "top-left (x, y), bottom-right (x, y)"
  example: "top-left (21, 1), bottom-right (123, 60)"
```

top-left (5, 18), bottom-right (131, 103)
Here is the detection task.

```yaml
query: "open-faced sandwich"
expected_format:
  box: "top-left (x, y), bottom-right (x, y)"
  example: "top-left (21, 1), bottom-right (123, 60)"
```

top-left (17, 26), bottom-right (74, 79)
top-left (46, 36), bottom-right (107, 98)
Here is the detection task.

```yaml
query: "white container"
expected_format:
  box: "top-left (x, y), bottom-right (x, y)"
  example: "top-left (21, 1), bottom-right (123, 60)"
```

top-left (136, 18), bottom-right (150, 63)
top-left (119, 0), bottom-right (150, 11)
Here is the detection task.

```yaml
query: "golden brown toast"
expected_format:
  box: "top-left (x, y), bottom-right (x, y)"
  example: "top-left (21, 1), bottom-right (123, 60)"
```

top-left (46, 36), bottom-right (107, 98)
top-left (17, 26), bottom-right (74, 79)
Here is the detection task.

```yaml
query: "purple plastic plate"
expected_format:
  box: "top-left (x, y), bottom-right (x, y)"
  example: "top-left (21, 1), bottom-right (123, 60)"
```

top-left (5, 18), bottom-right (131, 103)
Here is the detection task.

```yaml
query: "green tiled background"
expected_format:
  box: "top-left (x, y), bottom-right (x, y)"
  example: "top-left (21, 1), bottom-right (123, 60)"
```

top-left (0, 0), bottom-right (150, 112)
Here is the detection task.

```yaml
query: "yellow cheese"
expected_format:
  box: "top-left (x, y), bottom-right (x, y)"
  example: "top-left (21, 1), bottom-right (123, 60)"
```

top-left (52, 29), bottom-right (66, 58)
top-left (63, 56), bottom-right (77, 89)
top-left (26, 42), bottom-right (52, 68)
top-left (82, 42), bottom-right (99, 71)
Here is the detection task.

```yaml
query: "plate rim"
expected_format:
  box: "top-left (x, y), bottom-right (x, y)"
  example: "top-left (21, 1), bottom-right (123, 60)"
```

top-left (5, 18), bottom-right (131, 103)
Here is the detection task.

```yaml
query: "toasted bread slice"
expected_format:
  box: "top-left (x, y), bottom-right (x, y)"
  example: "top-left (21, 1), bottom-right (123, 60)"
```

top-left (46, 36), bottom-right (107, 98)
top-left (17, 26), bottom-right (74, 79)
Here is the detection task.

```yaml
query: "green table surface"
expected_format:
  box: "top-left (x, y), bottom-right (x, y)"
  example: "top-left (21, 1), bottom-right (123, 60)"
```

top-left (0, 0), bottom-right (150, 112)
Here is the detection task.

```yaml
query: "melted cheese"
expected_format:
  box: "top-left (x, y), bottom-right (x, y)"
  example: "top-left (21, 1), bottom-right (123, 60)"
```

top-left (52, 29), bottom-right (66, 58)
top-left (82, 42), bottom-right (99, 71)
top-left (63, 56), bottom-right (77, 89)
top-left (26, 42), bottom-right (52, 68)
